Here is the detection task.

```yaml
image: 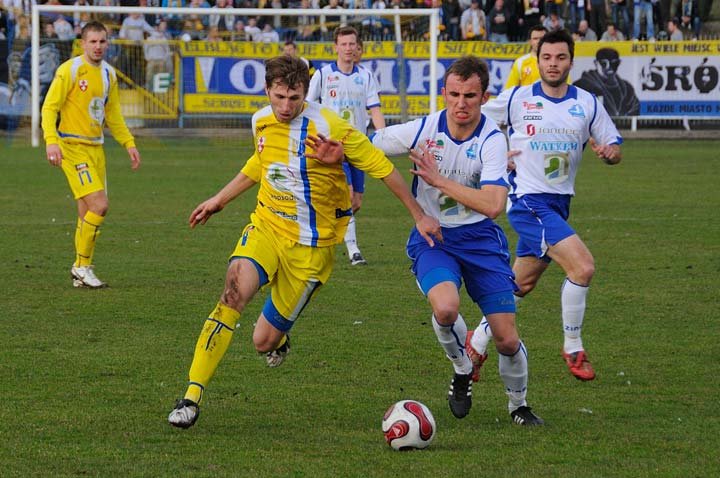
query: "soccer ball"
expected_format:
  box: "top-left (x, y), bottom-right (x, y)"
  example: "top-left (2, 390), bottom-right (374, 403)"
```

top-left (382, 400), bottom-right (436, 451)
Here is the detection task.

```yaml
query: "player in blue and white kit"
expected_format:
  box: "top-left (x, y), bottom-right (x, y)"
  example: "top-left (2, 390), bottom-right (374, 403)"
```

top-left (372, 56), bottom-right (544, 426)
top-left (469, 30), bottom-right (623, 382)
top-left (307, 26), bottom-right (386, 266)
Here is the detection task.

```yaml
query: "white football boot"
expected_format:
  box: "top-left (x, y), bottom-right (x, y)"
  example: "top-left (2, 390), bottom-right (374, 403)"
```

top-left (71, 265), bottom-right (107, 289)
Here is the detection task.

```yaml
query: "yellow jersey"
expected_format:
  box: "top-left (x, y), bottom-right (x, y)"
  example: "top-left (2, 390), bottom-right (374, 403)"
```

top-left (504, 52), bottom-right (571, 89)
top-left (42, 55), bottom-right (135, 148)
top-left (242, 101), bottom-right (394, 247)
top-left (504, 53), bottom-right (539, 89)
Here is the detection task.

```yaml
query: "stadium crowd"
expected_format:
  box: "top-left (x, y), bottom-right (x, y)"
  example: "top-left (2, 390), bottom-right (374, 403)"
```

top-left (0, 0), bottom-right (713, 45)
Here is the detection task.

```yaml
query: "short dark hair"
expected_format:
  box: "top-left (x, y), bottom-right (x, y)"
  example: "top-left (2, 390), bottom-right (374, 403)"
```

top-left (264, 55), bottom-right (310, 94)
top-left (284, 39), bottom-right (297, 47)
top-left (333, 25), bottom-right (359, 43)
top-left (529, 24), bottom-right (548, 37)
top-left (537, 29), bottom-right (575, 60)
top-left (81, 21), bottom-right (107, 39)
top-left (443, 56), bottom-right (489, 94)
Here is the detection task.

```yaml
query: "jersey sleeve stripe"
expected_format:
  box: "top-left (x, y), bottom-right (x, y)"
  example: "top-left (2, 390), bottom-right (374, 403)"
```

top-left (409, 116), bottom-right (427, 150)
top-left (298, 116), bottom-right (319, 247)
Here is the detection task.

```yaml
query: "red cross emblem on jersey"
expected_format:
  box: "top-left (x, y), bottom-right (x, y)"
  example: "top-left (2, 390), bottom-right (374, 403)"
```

top-left (79, 79), bottom-right (88, 92)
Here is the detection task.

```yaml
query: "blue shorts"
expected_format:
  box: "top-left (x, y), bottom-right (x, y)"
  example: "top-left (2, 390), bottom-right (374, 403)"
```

top-left (406, 220), bottom-right (518, 315)
top-left (508, 193), bottom-right (575, 260)
top-left (343, 162), bottom-right (365, 194)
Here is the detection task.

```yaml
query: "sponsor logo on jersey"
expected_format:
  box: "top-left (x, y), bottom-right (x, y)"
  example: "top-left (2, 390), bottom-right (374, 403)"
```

top-left (327, 75), bottom-right (339, 83)
top-left (536, 127), bottom-right (580, 135)
top-left (529, 141), bottom-right (579, 152)
top-left (523, 101), bottom-right (543, 110)
top-left (353, 76), bottom-right (364, 85)
top-left (79, 79), bottom-right (88, 92)
top-left (523, 115), bottom-right (543, 120)
top-left (329, 89), bottom-right (337, 97)
top-left (568, 104), bottom-right (585, 118)
top-left (526, 124), bottom-right (536, 136)
top-left (267, 163), bottom-right (298, 193)
top-left (466, 143), bottom-right (478, 160)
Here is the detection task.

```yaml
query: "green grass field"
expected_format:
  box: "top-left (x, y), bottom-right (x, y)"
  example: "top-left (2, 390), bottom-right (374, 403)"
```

top-left (2, 136), bottom-right (719, 477)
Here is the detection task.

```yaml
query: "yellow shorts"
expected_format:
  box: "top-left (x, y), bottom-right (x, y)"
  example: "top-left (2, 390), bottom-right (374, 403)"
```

top-left (59, 141), bottom-right (106, 199)
top-left (230, 216), bottom-right (335, 332)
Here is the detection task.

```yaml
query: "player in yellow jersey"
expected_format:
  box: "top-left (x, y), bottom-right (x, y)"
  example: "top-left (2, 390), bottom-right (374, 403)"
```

top-left (42, 21), bottom-right (141, 289)
top-left (504, 25), bottom-right (548, 89)
top-left (168, 55), bottom-right (442, 429)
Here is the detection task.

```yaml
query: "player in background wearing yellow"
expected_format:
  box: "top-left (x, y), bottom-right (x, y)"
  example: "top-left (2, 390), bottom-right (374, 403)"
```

top-left (504, 25), bottom-right (548, 89)
top-left (168, 55), bottom-right (441, 429)
top-left (42, 21), bottom-right (141, 289)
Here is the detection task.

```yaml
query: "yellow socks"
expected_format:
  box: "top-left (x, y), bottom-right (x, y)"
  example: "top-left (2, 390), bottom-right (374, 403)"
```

top-left (185, 302), bottom-right (241, 404)
top-left (75, 211), bottom-right (104, 267)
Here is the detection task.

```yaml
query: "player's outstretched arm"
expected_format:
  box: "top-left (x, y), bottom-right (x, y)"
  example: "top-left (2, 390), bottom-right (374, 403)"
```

top-left (189, 172), bottom-right (257, 228)
top-left (381, 168), bottom-right (442, 247)
top-left (305, 133), bottom-right (344, 164)
top-left (589, 138), bottom-right (622, 165)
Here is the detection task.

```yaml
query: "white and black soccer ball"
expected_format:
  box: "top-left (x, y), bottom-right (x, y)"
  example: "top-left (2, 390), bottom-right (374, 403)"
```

top-left (382, 400), bottom-right (436, 451)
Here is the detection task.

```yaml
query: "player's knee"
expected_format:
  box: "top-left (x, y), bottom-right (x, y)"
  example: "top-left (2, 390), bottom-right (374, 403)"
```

top-left (253, 337), bottom-right (274, 354)
top-left (432, 304), bottom-right (459, 325)
top-left (494, 333), bottom-right (520, 355)
top-left (88, 201), bottom-right (108, 217)
top-left (569, 259), bottom-right (595, 285)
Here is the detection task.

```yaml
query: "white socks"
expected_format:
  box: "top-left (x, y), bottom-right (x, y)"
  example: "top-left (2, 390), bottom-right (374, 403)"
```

top-left (499, 342), bottom-right (528, 412)
top-left (561, 278), bottom-right (588, 354)
top-left (432, 313), bottom-right (473, 375)
top-left (344, 215), bottom-right (360, 256)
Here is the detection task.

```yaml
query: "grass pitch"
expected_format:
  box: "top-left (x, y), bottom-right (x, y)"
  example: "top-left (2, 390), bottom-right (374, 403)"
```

top-left (1, 136), bottom-right (719, 477)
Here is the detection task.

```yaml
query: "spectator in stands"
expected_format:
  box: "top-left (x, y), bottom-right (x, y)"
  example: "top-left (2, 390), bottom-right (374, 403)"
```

top-left (577, 19), bottom-right (598, 40)
top-left (600, 21), bottom-right (626, 40)
top-left (73, 0), bottom-right (92, 37)
top-left (296, 24), bottom-right (319, 41)
top-left (53, 15), bottom-right (76, 41)
top-left (231, 19), bottom-right (247, 40)
top-left (210, 0), bottom-right (235, 34)
top-left (15, 13), bottom-right (30, 41)
top-left (542, 11), bottom-right (565, 32)
top-left (43, 21), bottom-right (58, 40)
top-left (95, 0), bottom-right (121, 26)
top-left (632, 0), bottom-right (655, 40)
top-left (460, 0), bottom-right (487, 40)
top-left (119, 12), bottom-right (154, 86)
top-left (609, 0), bottom-right (630, 37)
top-left (145, 19), bottom-right (171, 91)
top-left (441, 0), bottom-right (462, 41)
top-left (666, 17), bottom-right (684, 40)
top-left (566, 0), bottom-right (585, 32)
top-left (257, 23), bottom-right (280, 43)
top-left (161, 0), bottom-right (185, 36)
top-left (297, 0), bottom-right (317, 37)
top-left (587, 0), bottom-right (608, 36)
top-left (321, 0), bottom-right (346, 41)
top-left (187, 0), bottom-right (211, 29)
top-left (679, 0), bottom-right (701, 40)
top-left (518, 0), bottom-right (543, 39)
top-left (206, 25), bottom-right (221, 41)
top-left (488, 0), bottom-right (511, 43)
top-left (244, 16), bottom-right (261, 41)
